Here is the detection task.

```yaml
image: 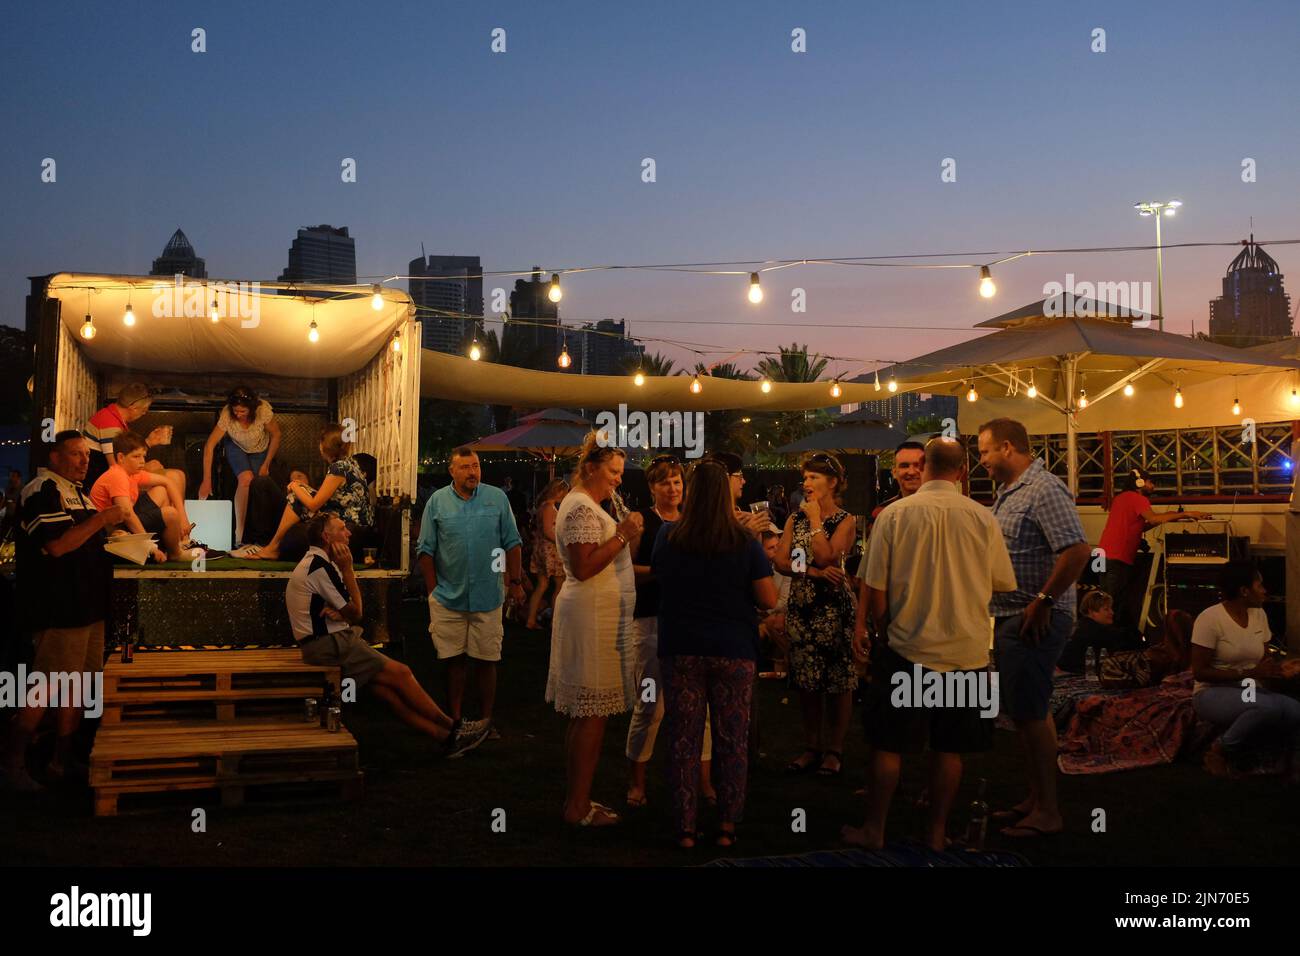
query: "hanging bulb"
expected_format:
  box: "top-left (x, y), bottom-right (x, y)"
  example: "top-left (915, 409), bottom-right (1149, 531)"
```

top-left (1123, 382), bottom-right (1135, 397)
top-left (209, 297), bottom-right (220, 323)
top-left (1174, 386), bottom-right (1183, 408)
top-left (760, 378), bottom-right (772, 394)
top-left (548, 274), bottom-right (563, 303)
top-left (308, 319), bottom-right (319, 343)
top-left (371, 284), bottom-right (384, 311)
top-left (978, 265), bottom-right (996, 299)
top-left (123, 302), bottom-right (135, 327)
top-left (690, 375), bottom-right (702, 394)
top-left (966, 382), bottom-right (979, 402)
top-left (873, 369), bottom-right (882, 392)
top-left (558, 343), bottom-right (572, 368)
top-left (391, 331), bottom-right (401, 353)
top-left (80, 314), bottom-right (96, 340)
top-left (1078, 388), bottom-right (1088, 410)
top-left (633, 370), bottom-right (645, 387)
top-left (1232, 397), bottom-right (1241, 416)
top-left (887, 375), bottom-right (898, 393)
top-left (747, 272), bottom-right (763, 304)
top-left (1026, 374), bottom-right (1038, 399)
top-left (1291, 388), bottom-right (1299, 409)
top-left (830, 380), bottom-right (842, 399)
top-left (469, 339), bottom-right (482, 361)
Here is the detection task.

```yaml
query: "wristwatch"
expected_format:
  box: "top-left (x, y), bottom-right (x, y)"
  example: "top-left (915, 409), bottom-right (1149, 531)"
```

top-left (1034, 591), bottom-right (1055, 606)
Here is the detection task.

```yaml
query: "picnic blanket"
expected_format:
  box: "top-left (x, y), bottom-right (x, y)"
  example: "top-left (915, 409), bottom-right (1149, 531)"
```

top-left (1057, 671), bottom-right (1204, 775)
top-left (996, 672), bottom-right (1125, 733)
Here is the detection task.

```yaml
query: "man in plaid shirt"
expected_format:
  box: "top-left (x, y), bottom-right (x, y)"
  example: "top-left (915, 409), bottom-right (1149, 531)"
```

top-left (978, 418), bottom-right (1091, 840)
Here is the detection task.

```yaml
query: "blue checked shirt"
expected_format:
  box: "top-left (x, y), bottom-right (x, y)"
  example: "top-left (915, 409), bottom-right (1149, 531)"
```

top-left (989, 459), bottom-right (1086, 619)
top-left (416, 483), bottom-right (523, 612)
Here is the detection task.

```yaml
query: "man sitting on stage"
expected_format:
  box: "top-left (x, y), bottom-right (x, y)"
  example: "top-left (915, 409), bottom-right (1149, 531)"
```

top-left (286, 514), bottom-right (490, 758)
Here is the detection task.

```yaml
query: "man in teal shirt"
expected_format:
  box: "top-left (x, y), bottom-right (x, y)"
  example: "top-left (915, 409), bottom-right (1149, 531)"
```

top-left (417, 447), bottom-right (524, 734)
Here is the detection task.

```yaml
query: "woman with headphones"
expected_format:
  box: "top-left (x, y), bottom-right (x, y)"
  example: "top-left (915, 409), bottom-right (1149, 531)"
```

top-left (1097, 467), bottom-right (1213, 638)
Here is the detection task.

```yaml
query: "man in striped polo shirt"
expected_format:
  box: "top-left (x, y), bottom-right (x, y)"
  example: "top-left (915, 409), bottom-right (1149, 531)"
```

top-left (287, 514), bottom-right (490, 758)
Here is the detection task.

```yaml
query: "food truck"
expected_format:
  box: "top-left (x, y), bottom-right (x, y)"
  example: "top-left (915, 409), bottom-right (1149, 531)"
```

top-left (25, 272), bottom-right (421, 650)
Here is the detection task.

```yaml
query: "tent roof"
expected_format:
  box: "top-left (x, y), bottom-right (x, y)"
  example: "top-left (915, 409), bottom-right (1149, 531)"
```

top-left (518, 408), bottom-right (591, 424)
top-left (776, 420), bottom-right (911, 453)
top-left (975, 296), bottom-right (1156, 329)
top-left (469, 420), bottom-right (590, 454)
top-left (42, 273), bottom-right (411, 378)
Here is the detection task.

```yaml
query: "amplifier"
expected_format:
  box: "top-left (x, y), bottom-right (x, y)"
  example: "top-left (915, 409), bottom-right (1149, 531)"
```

top-left (1165, 520), bottom-right (1232, 565)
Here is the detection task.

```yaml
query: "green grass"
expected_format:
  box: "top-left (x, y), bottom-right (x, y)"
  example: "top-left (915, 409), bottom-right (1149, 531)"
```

top-left (3, 605), bottom-right (1295, 867)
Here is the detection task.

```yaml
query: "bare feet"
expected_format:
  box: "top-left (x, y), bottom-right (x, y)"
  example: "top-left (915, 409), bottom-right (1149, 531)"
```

top-left (840, 824), bottom-right (883, 850)
top-left (625, 788), bottom-right (647, 808)
top-left (1001, 810), bottom-right (1063, 838)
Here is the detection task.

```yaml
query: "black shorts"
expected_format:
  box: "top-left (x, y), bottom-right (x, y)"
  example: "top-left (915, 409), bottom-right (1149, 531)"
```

top-left (864, 644), bottom-right (994, 755)
top-left (134, 492), bottom-right (166, 535)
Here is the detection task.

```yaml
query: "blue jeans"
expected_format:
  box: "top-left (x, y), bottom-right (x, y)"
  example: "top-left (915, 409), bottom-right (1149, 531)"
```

top-left (223, 437), bottom-right (267, 478)
top-left (1194, 686), bottom-right (1300, 754)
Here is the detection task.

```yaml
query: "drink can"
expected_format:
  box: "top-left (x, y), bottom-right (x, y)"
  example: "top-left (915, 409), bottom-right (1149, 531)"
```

top-left (304, 698), bottom-right (318, 722)
top-left (327, 705), bottom-right (341, 732)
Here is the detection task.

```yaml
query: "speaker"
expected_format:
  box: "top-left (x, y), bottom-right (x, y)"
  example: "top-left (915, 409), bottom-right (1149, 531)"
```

top-left (841, 454), bottom-right (877, 516)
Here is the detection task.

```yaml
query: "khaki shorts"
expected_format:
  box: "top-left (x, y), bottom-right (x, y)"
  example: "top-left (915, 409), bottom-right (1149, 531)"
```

top-left (299, 625), bottom-right (388, 689)
top-left (32, 622), bottom-right (106, 675)
top-left (428, 596), bottom-right (504, 662)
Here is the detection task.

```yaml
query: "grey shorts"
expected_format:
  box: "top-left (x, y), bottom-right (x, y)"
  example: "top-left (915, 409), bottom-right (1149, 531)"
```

top-left (993, 610), bottom-right (1071, 721)
top-left (299, 625), bottom-right (388, 689)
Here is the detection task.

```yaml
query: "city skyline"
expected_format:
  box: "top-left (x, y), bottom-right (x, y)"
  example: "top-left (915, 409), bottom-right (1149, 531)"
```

top-left (4, 1), bottom-right (1300, 379)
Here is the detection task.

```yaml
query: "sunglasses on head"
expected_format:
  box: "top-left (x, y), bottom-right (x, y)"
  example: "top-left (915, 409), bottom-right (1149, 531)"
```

top-left (650, 454), bottom-right (680, 467)
top-left (805, 453), bottom-right (842, 474)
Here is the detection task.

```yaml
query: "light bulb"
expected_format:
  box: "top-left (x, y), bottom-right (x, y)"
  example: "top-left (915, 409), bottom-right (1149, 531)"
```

top-left (887, 376), bottom-right (898, 393)
top-left (978, 265), bottom-right (996, 299)
top-left (966, 384), bottom-right (978, 402)
top-left (1123, 383), bottom-right (1135, 397)
top-left (391, 333), bottom-right (401, 353)
top-left (633, 370), bottom-right (645, 387)
top-left (1164, 207), bottom-right (1176, 217)
top-left (548, 274), bottom-right (563, 303)
top-left (210, 298), bottom-right (220, 322)
top-left (747, 272), bottom-right (763, 304)
top-left (1174, 387), bottom-right (1183, 409)
top-left (123, 303), bottom-right (135, 327)
top-left (308, 320), bottom-right (319, 343)
top-left (469, 340), bottom-right (482, 361)
top-left (371, 285), bottom-right (384, 310)
top-left (1078, 389), bottom-right (1088, 409)
top-left (1232, 398), bottom-right (1241, 416)
top-left (760, 378), bottom-right (772, 394)
top-left (1027, 379), bottom-right (1038, 399)
top-left (1291, 388), bottom-right (1299, 409)
top-left (690, 375), bottom-right (702, 394)
top-left (558, 345), bottom-right (571, 368)
top-left (830, 380), bottom-right (842, 399)
top-left (80, 315), bottom-right (96, 340)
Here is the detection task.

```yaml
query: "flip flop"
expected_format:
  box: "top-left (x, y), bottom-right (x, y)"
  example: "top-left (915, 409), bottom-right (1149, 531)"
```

top-left (1000, 823), bottom-right (1062, 839)
top-left (989, 808), bottom-right (1028, 824)
top-left (785, 749), bottom-right (820, 774)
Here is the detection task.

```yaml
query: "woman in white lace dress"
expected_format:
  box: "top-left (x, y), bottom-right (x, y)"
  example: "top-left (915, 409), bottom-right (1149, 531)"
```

top-left (546, 434), bottom-right (644, 827)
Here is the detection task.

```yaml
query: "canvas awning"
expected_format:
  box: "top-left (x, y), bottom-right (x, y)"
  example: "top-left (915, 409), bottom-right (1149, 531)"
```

top-left (43, 273), bottom-right (411, 378)
top-left (776, 415), bottom-right (910, 454)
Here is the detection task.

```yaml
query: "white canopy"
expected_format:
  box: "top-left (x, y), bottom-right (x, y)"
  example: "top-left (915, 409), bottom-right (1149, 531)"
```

top-left (45, 273), bottom-right (411, 378)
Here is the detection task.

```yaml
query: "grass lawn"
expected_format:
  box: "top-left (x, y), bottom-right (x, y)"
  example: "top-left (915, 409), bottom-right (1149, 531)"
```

top-left (3, 604), bottom-right (1295, 867)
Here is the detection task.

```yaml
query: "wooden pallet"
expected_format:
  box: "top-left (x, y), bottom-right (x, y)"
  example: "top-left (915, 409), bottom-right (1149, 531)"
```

top-left (102, 649), bottom-right (340, 725)
top-left (91, 722), bottom-right (362, 817)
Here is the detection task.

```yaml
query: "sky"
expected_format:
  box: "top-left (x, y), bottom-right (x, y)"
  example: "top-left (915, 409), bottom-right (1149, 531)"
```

top-left (3, 0), bottom-right (1299, 379)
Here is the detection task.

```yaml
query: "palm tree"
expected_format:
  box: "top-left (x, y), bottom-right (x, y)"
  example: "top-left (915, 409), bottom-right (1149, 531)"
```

top-left (752, 343), bottom-right (832, 458)
top-left (621, 350), bottom-right (676, 377)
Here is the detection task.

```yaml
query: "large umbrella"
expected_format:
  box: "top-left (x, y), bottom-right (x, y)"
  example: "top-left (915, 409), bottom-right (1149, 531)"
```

top-left (470, 408), bottom-right (592, 479)
top-left (776, 409), bottom-right (911, 454)
top-left (860, 300), bottom-right (1300, 493)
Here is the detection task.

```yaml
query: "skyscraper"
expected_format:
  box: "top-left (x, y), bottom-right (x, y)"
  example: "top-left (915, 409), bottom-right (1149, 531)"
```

top-left (278, 225), bottom-right (357, 285)
top-left (149, 228), bottom-right (207, 278)
top-left (409, 254), bottom-right (484, 353)
top-left (1208, 236), bottom-right (1292, 344)
top-left (577, 319), bottom-right (644, 376)
top-left (854, 392), bottom-right (957, 428)
top-left (503, 268), bottom-right (564, 370)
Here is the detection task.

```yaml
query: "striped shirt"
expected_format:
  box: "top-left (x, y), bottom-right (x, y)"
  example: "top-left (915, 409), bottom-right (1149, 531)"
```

top-left (16, 468), bottom-right (110, 630)
top-left (286, 546), bottom-right (352, 642)
top-left (989, 459), bottom-right (1086, 620)
top-left (82, 405), bottom-right (129, 489)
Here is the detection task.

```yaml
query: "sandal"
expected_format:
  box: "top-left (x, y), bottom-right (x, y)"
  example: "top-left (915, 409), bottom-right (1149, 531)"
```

top-left (567, 801), bottom-right (621, 829)
top-left (785, 749), bottom-right (821, 774)
top-left (817, 749), bottom-right (844, 777)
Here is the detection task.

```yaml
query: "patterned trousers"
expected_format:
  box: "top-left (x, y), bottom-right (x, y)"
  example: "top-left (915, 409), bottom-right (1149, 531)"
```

top-left (662, 654), bottom-right (755, 834)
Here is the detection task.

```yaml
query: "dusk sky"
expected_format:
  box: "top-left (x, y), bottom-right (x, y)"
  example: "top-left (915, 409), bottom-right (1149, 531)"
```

top-left (4, 0), bottom-right (1299, 378)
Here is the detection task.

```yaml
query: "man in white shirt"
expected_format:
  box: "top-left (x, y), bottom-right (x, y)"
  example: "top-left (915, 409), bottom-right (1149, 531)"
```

top-left (843, 437), bottom-right (1017, 851)
top-left (288, 514), bottom-right (490, 758)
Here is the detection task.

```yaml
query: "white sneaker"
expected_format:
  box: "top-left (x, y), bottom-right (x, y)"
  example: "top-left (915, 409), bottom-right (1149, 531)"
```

top-left (445, 718), bottom-right (491, 759)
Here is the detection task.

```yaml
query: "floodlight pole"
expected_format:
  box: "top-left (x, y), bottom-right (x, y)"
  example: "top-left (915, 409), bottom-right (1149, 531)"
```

top-left (1154, 211), bottom-right (1164, 333)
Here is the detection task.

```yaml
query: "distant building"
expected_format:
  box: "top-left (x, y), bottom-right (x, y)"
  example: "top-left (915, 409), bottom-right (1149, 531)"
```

top-left (1208, 236), bottom-right (1292, 344)
top-left (576, 319), bottom-right (643, 376)
top-left (503, 268), bottom-right (564, 370)
top-left (854, 392), bottom-right (957, 429)
top-left (278, 225), bottom-right (357, 285)
top-left (149, 228), bottom-right (206, 278)
top-left (409, 254), bottom-right (484, 353)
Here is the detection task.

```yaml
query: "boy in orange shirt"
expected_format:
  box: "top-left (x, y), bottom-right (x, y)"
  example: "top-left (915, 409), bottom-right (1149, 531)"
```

top-left (90, 431), bottom-right (192, 562)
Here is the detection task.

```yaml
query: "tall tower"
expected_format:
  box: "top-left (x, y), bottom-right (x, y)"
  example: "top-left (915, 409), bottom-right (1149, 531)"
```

top-left (1209, 236), bottom-right (1292, 345)
top-left (150, 228), bottom-right (207, 278)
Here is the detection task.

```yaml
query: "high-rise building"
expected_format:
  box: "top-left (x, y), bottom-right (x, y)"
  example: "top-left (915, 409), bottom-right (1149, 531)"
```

top-left (278, 225), bottom-right (357, 285)
top-left (409, 254), bottom-right (484, 353)
top-left (854, 392), bottom-right (957, 429)
top-left (149, 228), bottom-right (207, 278)
top-left (576, 319), bottom-right (643, 376)
top-left (503, 268), bottom-right (564, 370)
top-left (1208, 236), bottom-right (1292, 344)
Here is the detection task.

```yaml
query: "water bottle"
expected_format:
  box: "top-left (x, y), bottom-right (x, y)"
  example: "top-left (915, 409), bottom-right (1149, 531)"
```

top-left (965, 777), bottom-right (989, 850)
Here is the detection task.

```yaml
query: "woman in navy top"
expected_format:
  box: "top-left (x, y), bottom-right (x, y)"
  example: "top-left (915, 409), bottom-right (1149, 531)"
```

top-left (653, 460), bottom-right (776, 848)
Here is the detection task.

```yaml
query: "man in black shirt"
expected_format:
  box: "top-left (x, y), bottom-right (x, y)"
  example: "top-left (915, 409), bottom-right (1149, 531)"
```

top-left (5, 432), bottom-right (126, 791)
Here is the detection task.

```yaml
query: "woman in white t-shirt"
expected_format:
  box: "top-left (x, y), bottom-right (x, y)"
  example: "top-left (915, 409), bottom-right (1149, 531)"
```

top-left (197, 386), bottom-right (281, 547)
top-left (1191, 564), bottom-right (1300, 778)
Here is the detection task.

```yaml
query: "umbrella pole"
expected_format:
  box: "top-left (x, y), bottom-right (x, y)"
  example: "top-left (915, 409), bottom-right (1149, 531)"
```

top-left (1064, 358), bottom-right (1079, 497)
